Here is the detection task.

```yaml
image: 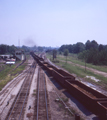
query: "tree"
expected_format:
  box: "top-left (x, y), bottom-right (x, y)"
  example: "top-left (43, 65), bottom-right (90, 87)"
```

top-left (68, 44), bottom-right (73, 53)
top-left (85, 40), bottom-right (98, 50)
top-left (98, 44), bottom-right (104, 51)
top-left (0, 44), bottom-right (16, 54)
top-left (91, 40), bottom-right (98, 49)
top-left (0, 44), bottom-right (7, 54)
top-left (22, 45), bottom-right (30, 52)
top-left (64, 49), bottom-right (69, 63)
top-left (59, 45), bottom-right (67, 52)
top-left (53, 49), bottom-right (57, 60)
top-left (73, 42), bottom-right (85, 53)
top-left (38, 46), bottom-right (43, 52)
top-left (85, 40), bottom-right (91, 50)
top-left (78, 50), bottom-right (88, 72)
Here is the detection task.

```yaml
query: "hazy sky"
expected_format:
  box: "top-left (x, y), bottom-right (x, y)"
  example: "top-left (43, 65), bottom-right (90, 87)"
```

top-left (0, 0), bottom-right (107, 47)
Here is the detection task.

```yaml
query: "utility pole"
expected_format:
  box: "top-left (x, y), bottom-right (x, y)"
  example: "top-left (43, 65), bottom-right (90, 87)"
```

top-left (85, 54), bottom-right (87, 72)
top-left (85, 58), bottom-right (86, 72)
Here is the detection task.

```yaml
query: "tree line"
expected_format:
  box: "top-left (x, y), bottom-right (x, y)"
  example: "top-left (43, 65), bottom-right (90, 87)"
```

top-left (59, 40), bottom-right (107, 65)
top-left (1, 40), bottom-right (107, 65)
top-left (0, 44), bottom-right (17, 55)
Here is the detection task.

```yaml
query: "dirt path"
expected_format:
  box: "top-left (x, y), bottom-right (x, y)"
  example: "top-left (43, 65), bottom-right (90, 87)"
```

top-left (59, 60), bottom-right (107, 78)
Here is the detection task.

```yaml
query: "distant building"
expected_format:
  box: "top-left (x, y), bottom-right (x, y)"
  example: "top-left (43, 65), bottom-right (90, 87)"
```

top-left (15, 50), bottom-right (25, 61)
top-left (0, 55), bottom-right (13, 60)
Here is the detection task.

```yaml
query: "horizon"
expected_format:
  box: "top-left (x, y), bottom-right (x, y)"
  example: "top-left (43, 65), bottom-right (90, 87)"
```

top-left (0, 39), bottom-right (107, 48)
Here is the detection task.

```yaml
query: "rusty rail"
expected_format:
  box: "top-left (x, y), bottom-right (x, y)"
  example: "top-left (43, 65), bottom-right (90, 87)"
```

top-left (6, 62), bottom-right (36, 120)
top-left (36, 67), bottom-right (50, 120)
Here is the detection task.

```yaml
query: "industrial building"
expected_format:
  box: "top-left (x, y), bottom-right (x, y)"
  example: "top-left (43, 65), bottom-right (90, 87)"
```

top-left (15, 49), bottom-right (25, 61)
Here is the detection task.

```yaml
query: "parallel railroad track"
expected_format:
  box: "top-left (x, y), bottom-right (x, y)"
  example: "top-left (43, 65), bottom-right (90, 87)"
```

top-left (34, 67), bottom-right (51, 120)
top-left (5, 61), bottom-right (36, 120)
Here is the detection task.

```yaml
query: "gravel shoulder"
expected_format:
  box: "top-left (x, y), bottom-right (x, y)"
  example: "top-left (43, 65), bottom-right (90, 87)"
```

top-left (24, 65), bottom-right (38, 120)
top-left (45, 72), bottom-right (75, 120)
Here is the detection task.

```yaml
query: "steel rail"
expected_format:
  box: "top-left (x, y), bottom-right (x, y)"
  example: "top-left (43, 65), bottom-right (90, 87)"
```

top-left (43, 73), bottom-right (49, 120)
top-left (18, 63), bottom-right (36, 120)
top-left (36, 67), bottom-right (40, 120)
top-left (7, 75), bottom-right (28, 120)
top-left (44, 70), bottom-right (74, 116)
top-left (36, 68), bottom-right (49, 120)
top-left (0, 73), bottom-right (26, 106)
top-left (55, 91), bottom-right (74, 116)
top-left (7, 62), bottom-right (35, 120)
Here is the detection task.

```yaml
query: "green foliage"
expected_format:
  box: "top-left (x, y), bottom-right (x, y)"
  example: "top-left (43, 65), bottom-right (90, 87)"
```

top-left (52, 59), bottom-right (59, 63)
top-left (0, 62), bottom-right (26, 90)
top-left (53, 49), bottom-right (57, 60)
top-left (64, 49), bottom-right (69, 56)
top-left (78, 48), bottom-right (107, 65)
top-left (78, 50), bottom-right (87, 60)
top-left (22, 45), bottom-right (30, 52)
top-left (38, 46), bottom-right (44, 52)
top-left (57, 54), bottom-right (107, 73)
top-left (59, 40), bottom-right (107, 65)
top-left (0, 44), bottom-right (17, 55)
top-left (85, 40), bottom-right (98, 50)
top-left (59, 42), bottom-right (85, 54)
top-left (64, 49), bottom-right (69, 63)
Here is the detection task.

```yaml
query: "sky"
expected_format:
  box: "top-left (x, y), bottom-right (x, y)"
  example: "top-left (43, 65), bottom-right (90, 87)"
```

top-left (0, 0), bottom-right (107, 47)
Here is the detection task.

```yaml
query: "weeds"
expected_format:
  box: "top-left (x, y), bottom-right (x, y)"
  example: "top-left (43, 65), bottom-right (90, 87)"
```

top-left (0, 61), bottom-right (27, 91)
top-left (49, 58), bottom-right (107, 90)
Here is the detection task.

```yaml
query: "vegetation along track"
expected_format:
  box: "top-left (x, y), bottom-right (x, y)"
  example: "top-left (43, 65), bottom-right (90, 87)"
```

top-left (5, 61), bottom-right (36, 120)
top-left (0, 68), bottom-right (29, 106)
top-left (34, 67), bottom-right (51, 120)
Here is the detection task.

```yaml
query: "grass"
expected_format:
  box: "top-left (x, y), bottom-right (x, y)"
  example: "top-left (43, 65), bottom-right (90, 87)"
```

top-left (46, 53), bottom-right (107, 90)
top-left (33, 89), bottom-right (36, 92)
top-left (57, 55), bottom-right (107, 73)
top-left (0, 60), bottom-right (27, 91)
top-left (61, 97), bottom-right (69, 103)
top-left (57, 60), bottom-right (107, 80)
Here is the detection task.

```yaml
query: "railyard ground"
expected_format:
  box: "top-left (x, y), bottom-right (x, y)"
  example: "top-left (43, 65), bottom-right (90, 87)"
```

top-left (0, 54), bottom-right (107, 120)
top-left (0, 56), bottom-right (76, 120)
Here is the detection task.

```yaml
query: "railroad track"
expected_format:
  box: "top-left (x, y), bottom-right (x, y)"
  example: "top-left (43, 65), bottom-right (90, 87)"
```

top-left (5, 61), bottom-right (36, 120)
top-left (34, 67), bottom-right (51, 120)
top-left (0, 69), bottom-right (28, 106)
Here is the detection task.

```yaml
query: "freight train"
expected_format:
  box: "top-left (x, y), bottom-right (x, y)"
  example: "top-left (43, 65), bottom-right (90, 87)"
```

top-left (30, 52), bottom-right (107, 120)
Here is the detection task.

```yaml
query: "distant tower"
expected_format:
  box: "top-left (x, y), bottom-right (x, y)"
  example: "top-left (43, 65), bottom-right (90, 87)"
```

top-left (18, 39), bottom-right (20, 48)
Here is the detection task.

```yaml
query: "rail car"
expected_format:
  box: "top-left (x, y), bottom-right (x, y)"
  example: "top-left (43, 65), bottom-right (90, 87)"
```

top-left (30, 52), bottom-right (107, 120)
